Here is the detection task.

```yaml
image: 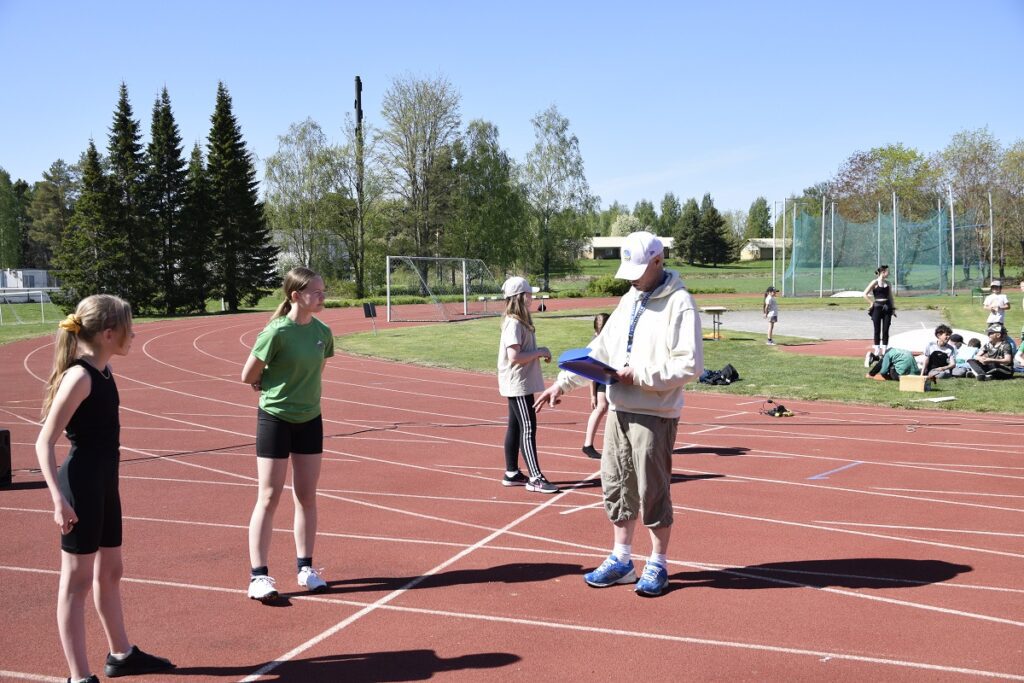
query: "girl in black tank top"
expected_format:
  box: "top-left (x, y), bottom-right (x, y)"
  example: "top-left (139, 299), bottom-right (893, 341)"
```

top-left (863, 265), bottom-right (895, 357)
top-left (35, 295), bottom-right (173, 681)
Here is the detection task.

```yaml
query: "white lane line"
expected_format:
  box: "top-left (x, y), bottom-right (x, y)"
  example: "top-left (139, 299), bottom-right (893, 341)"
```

top-left (1, 566), bottom-right (1021, 682)
top-left (0, 671), bottom-right (63, 682)
top-left (814, 522), bottom-right (1024, 538)
top-left (560, 501), bottom-right (605, 516)
top-left (240, 480), bottom-right (581, 682)
top-left (873, 488), bottom-right (1024, 499)
top-left (893, 461), bottom-right (1024, 471)
top-left (677, 505), bottom-right (1024, 560)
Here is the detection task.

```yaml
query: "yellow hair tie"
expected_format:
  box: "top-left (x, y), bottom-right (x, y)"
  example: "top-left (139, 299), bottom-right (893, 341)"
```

top-left (58, 314), bottom-right (82, 334)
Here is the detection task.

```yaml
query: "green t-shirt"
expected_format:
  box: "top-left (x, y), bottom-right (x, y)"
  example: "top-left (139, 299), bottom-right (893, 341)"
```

top-left (251, 315), bottom-right (334, 423)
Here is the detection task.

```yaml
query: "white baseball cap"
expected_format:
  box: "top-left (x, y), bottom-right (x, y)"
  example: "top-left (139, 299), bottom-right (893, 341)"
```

top-left (990, 280), bottom-right (1002, 288)
top-left (615, 231), bottom-right (664, 280)
top-left (502, 276), bottom-right (540, 298)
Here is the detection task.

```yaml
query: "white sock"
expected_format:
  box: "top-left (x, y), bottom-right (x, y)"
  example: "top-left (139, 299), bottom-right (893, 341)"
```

top-left (612, 544), bottom-right (632, 562)
top-left (872, 345), bottom-right (880, 355)
top-left (648, 553), bottom-right (667, 568)
top-left (111, 645), bottom-right (134, 660)
top-left (505, 470), bottom-right (519, 478)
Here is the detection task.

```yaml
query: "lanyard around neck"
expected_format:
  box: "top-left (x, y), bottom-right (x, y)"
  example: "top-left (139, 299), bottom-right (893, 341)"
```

top-left (625, 273), bottom-right (668, 366)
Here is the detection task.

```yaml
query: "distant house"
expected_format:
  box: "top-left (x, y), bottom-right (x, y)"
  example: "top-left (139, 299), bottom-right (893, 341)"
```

top-left (1, 268), bottom-right (53, 289)
top-left (585, 235), bottom-right (675, 260)
top-left (740, 238), bottom-right (789, 261)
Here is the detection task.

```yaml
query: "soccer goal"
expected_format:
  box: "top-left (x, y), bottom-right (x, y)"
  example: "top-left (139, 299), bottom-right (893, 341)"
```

top-left (0, 288), bottom-right (58, 326)
top-left (385, 256), bottom-right (503, 323)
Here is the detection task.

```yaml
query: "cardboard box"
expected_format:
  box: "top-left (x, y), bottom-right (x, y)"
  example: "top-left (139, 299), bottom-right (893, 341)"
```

top-left (899, 375), bottom-right (934, 393)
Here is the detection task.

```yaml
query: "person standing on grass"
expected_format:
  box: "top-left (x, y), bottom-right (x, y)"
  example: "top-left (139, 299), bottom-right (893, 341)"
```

top-left (863, 265), bottom-right (895, 364)
top-left (763, 286), bottom-right (779, 345)
top-left (497, 276), bottom-right (558, 494)
top-left (35, 295), bottom-right (175, 683)
top-left (581, 312), bottom-right (611, 459)
top-left (535, 232), bottom-right (703, 597)
top-left (242, 267), bottom-right (334, 602)
top-left (982, 280), bottom-right (1009, 326)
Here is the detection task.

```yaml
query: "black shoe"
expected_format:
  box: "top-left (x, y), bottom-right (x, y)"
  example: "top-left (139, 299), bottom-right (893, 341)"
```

top-left (581, 445), bottom-right (601, 459)
top-left (105, 645), bottom-right (175, 678)
top-left (501, 471), bottom-right (529, 487)
top-left (976, 374), bottom-right (990, 382)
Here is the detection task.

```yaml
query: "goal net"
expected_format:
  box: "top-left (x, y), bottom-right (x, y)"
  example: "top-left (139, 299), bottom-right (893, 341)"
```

top-left (386, 256), bottom-right (504, 323)
top-left (0, 289), bottom-right (57, 326)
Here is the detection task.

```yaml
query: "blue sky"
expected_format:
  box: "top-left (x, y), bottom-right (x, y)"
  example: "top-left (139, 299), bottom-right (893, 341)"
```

top-left (1, 0), bottom-right (1022, 214)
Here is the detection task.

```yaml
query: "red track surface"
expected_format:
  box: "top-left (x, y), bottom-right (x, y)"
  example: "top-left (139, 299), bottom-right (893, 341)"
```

top-left (1, 304), bottom-right (1022, 682)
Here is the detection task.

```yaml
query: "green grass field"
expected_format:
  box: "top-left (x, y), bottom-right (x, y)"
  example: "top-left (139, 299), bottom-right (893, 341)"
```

top-left (336, 312), bottom-right (1022, 414)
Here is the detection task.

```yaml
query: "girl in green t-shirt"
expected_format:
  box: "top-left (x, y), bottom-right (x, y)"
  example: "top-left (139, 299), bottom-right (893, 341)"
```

top-left (241, 267), bottom-right (334, 602)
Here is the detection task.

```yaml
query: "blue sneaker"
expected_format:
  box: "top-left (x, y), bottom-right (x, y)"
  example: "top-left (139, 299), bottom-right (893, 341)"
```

top-left (584, 554), bottom-right (636, 587)
top-left (635, 563), bottom-right (669, 597)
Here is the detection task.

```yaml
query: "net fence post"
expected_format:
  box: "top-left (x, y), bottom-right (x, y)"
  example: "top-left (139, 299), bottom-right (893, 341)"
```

top-left (462, 259), bottom-right (468, 316)
top-left (386, 255), bottom-right (393, 322)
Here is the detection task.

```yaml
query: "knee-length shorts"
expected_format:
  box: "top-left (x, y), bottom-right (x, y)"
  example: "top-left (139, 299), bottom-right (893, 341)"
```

top-left (600, 411), bottom-right (679, 528)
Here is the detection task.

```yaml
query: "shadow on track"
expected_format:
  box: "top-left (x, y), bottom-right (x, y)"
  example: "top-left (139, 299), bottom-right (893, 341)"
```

top-left (669, 558), bottom-right (972, 592)
top-left (169, 648), bottom-right (519, 680)
top-left (318, 562), bottom-right (584, 595)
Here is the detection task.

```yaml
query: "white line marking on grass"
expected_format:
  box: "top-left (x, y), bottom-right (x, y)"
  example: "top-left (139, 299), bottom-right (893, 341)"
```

top-left (2, 567), bottom-right (1022, 682)
top-left (240, 480), bottom-right (590, 682)
top-left (814, 522), bottom-right (1024, 538)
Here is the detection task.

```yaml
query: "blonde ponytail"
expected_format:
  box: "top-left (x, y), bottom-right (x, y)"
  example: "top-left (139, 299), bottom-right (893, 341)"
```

top-left (41, 295), bottom-right (132, 419)
top-left (271, 266), bottom-right (319, 321)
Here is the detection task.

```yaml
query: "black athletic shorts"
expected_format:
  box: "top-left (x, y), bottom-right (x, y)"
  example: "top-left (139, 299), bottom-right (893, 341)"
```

top-left (256, 408), bottom-right (324, 459)
top-left (57, 455), bottom-right (122, 554)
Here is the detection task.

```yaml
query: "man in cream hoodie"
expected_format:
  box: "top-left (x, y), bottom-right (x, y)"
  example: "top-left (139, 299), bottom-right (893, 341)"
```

top-left (536, 231), bottom-right (703, 596)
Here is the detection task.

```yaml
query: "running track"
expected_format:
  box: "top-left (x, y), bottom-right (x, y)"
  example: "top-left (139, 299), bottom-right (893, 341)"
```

top-left (0, 305), bottom-right (1022, 681)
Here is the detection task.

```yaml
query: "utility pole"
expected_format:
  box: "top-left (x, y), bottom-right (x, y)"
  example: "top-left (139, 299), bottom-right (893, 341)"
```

top-left (354, 76), bottom-right (365, 297)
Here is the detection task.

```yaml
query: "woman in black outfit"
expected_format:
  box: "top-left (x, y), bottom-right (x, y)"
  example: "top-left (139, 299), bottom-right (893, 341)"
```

top-left (863, 265), bottom-right (895, 364)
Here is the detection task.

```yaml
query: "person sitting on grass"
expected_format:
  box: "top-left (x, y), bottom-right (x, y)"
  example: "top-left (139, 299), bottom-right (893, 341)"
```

top-left (967, 323), bottom-right (1014, 381)
top-left (866, 347), bottom-right (917, 381)
top-left (950, 336), bottom-right (982, 377)
top-left (921, 324), bottom-right (956, 379)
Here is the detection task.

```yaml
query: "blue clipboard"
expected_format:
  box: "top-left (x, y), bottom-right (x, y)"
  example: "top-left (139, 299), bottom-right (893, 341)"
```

top-left (558, 347), bottom-right (618, 385)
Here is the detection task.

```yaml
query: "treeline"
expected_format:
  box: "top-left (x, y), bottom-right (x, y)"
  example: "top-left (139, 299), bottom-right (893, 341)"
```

top-left (262, 75), bottom-right (596, 295)
top-left (0, 82), bottom-right (276, 313)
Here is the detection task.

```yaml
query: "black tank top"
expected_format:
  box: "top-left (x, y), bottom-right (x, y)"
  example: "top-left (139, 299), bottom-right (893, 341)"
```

top-left (872, 282), bottom-right (890, 303)
top-left (65, 359), bottom-right (121, 475)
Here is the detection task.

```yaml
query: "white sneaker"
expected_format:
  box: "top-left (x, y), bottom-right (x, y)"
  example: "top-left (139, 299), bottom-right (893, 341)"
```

top-left (297, 566), bottom-right (327, 592)
top-left (864, 352), bottom-right (874, 368)
top-left (247, 575), bottom-right (278, 601)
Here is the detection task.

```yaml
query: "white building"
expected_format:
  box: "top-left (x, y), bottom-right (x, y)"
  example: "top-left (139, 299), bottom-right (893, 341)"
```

top-left (740, 238), bottom-right (790, 261)
top-left (1, 268), bottom-right (52, 289)
top-left (585, 235), bottom-right (676, 260)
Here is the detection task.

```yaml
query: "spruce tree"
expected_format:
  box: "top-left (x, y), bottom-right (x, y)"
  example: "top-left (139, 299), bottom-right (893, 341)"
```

top-left (108, 83), bottom-right (157, 310)
top-left (674, 198), bottom-right (701, 265)
top-left (179, 143), bottom-right (213, 313)
top-left (53, 141), bottom-right (117, 307)
top-left (145, 87), bottom-right (188, 314)
top-left (28, 159), bottom-right (77, 268)
top-left (0, 169), bottom-right (21, 268)
top-left (697, 193), bottom-right (732, 266)
top-left (206, 82), bottom-right (277, 311)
